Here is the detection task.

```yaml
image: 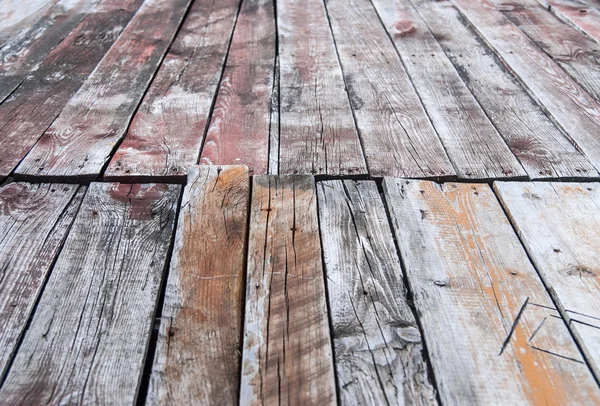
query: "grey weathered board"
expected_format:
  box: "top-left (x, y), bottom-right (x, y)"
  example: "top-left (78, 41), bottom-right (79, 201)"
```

top-left (148, 166), bottom-right (249, 405)
top-left (539, 0), bottom-right (600, 43)
top-left (240, 175), bottom-right (337, 405)
top-left (0, 183), bottom-right (84, 381)
top-left (317, 179), bottom-right (437, 405)
top-left (0, 182), bottom-right (180, 405)
top-left (383, 178), bottom-right (600, 405)
top-left (495, 181), bottom-right (600, 382)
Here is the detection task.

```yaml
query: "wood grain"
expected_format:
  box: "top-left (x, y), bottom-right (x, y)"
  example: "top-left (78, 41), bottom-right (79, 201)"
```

top-left (495, 181), bottom-right (600, 381)
top-left (0, 183), bottom-right (84, 381)
top-left (539, 0), bottom-right (600, 43)
top-left (383, 178), bottom-right (600, 405)
top-left (240, 175), bottom-right (336, 405)
top-left (148, 166), bottom-right (250, 405)
top-left (106, 0), bottom-right (241, 182)
top-left (317, 179), bottom-right (437, 405)
top-left (324, 0), bottom-right (454, 179)
top-left (277, 0), bottom-right (367, 176)
top-left (0, 182), bottom-right (180, 405)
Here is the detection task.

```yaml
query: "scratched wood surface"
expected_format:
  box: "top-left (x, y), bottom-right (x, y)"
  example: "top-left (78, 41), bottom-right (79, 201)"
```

top-left (383, 178), bottom-right (600, 405)
top-left (317, 179), bottom-right (437, 405)
top-left (0, 182), bottom-right (180, 405)
top-left (106, 0), bottom-right (240, 182)
top-left (148, 166), bottom-right (249, 405)
top-left (240, 175), bottom-right (337, 405)
top-left (495, 181), bottom-right (600, 382)
top-left (539, 0), bottom-right (600, 43)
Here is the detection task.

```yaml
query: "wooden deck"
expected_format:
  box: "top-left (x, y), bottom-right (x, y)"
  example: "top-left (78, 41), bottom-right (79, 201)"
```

top-left (1, 0), bottom-right (600, 404)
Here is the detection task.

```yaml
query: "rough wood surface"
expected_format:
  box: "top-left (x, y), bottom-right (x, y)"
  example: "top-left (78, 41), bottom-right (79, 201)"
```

top-left (495, 181), bottom-right (600, 381)
top-left (240, 175), bottom-right (337, 405)
top-left (383, 178), bottom-right (600, 405)
top-left (412, 0), bottom-right (597, 179)
top-left (148, 166), bottom-right (249, 405)
top-left (317, 179), bottom-right (437, 405)
top-left (539, 0), bottom-right (600, 43)
top-left (277, 0), bottom-right (367, 176)
top-left (200, 0), bottom-right (276, 176)
top-left (106, 0), bottom-right (241, 182)
top-left (15, 0), bottom-right (193, 181)
top-left (324, 0), bottom-right (454, 179)
top-left (0, 183), bottom-right (84, 381)
top-left (372, 0), bottom-right (526, 180)
top-left (0, 182), bottom-right (180, 405)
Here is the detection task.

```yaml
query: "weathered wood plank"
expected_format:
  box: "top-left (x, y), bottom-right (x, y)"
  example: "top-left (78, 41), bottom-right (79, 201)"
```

top-left (451, 0), bottom-right (600, 173)
top-left (0, 183), bottom-right (84, 381)
top-left (383, 178), bottom-right (600, 405)
top-left (372, 0), bottom-right (526, 180)
top-left (105, 0), bottom-right (240, 182)
top-left (148, 166), bottom-right (249, 405)
top-left (317, 179), bottom-right (437, 405)
top-left (539, 0), bottom-right (600, 43)
top-left (268, 56), bottom-right (280, 175)
top-left (15, 0), bottom-right (193, 181)
top-left (277, 0), bottom-right (367, 176)
top-left (199, 0), bottom-right (276, 176)
top-left (495, 181), bottom-right (600, 381)
top-left (0, 182), bottom-right (180, 405)
top-left (412, 0), bottom-right (597, 179)
top-left (324, 0), bottom-right (454, 179)
top-left (0, 0), bottom-right (56, 46)
top-left (240, 175), bottom-right (336, 405)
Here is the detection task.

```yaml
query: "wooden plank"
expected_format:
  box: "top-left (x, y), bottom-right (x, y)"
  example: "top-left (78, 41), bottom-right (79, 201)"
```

top-left (268, 56), bottom-right (280, 175)
top-left (105, 0), bottom-right (240, 182)
top-left (148, 166), bottom-right (249, 404)
top-left (323, 0), bottom-right (455, 179)
top-left (539, 0), bottom-right (600, 43)
top-left (0, 0), bottom-right (56, 45)
top-left (383, 178), bottom-right (600, 405)
top-left (495, 181), bottom-right (600, 381)
top-left (372, 0), bottom-right (526, 180)
top-left (411, 0), bottom-right (597, 179)
top-left (14, 0), bottom-right (193, 182)
top-left (277, 0), bottom-right (367, 176)
top-left (0, 0), bottom-right (144, 180)
top-left (240, 175), bottom-right (336, 405)
top-left (0, 183), bottom-right (84, 381)
top-left (451, 0), bottom-right (600, 173)
top-left (317, 180), bottom-right (437, 405)
top-left (199, 0), bottom-right (276, 176)
top-left (0, 182), bottom-right (180, 405)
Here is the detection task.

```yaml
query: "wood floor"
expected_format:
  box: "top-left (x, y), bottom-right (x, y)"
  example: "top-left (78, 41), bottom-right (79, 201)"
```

top-left (1, 0), bottom-right (600, 404)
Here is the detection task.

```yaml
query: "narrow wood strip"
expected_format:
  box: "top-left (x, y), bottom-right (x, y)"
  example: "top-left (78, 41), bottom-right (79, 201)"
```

top-left (268, 56), bottom-right (280, 175)
top-left (451, 0), bottom-right (600, 173)
top-left (105, 0), bottom-right (241, 182)
top-left (0, 183), bottom-right (84, 381)
top-left (0, 182), bottom-right (180, 404)
top-left (15, 0), bottom-right (193, 181)
top-left (277, 0), bottom-right (367, 176)
top-left (148, 166), bottom-right (249, 404)
top-left (317, 179), bottom-right (437, 405)
top-left (412, 0), bottom-right (597, 179)
top-left (495, 181), bottom-right (600, 381)
top-left (324, 0), bottom-right (455, 179)
top-left (539, 0), bottom-right (600, 43)
top-left (383, 178), bottom-right (600, 405)
top-left (199, 0), bottom-right (276, 176)
top-left (240, 175), bottom-right (336, 405)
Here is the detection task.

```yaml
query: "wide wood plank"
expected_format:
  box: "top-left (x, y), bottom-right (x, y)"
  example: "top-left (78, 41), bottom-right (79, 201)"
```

top-left (277, 0), bottom-right (367, 176)
top-left (0, 182), bottom-right (180, 405)
top-left (412, 0), bottom-right (596, 179)
top-left (0, 183), bottom-right (84, 381)
top-left (539, 0), bottom-right (600, 43)
top-left (240, 175), bottom-right (336, 405)
top-left (383, 178), bottom-right (600, 405)
top-left (148, 166), bottom-right (249, 405)
top-left (451, 0), bottom-right (600, 173)
top-left (495, 181), bottom-right (600, 381)
top-left (15, 0), bottom-right (193, 182)
top-left (317, 179), bottom-right (437, 405)
top-left (324, 0), bottom-right (454, 179)
top-left (106, 0), bottom-right (240, 182)
top-left (199, 0), bottom-right (276, 176)
top-left (372, 0), bottom-right (526, 180)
